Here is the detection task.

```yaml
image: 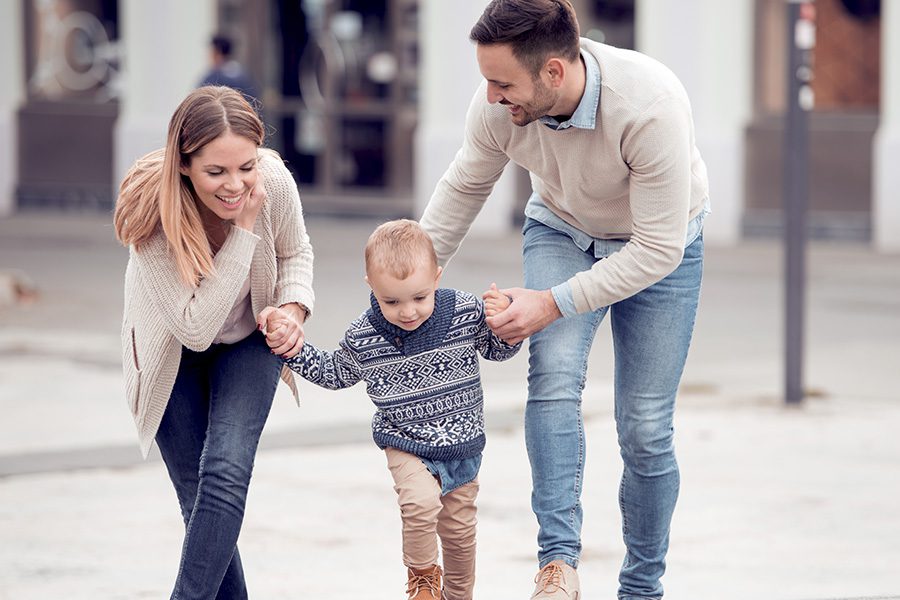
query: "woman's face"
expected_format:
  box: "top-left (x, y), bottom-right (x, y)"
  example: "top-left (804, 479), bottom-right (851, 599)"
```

top-left (180, 131), bottom-right (259, 222)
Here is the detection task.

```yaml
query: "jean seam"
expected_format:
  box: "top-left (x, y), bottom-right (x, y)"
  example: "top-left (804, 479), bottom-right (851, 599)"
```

top-left (173, 443), bottom-right (208, 599)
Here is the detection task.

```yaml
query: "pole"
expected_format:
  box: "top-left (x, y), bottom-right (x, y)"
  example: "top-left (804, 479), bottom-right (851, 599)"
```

top-left (784, 1), bottom-right (815, 405)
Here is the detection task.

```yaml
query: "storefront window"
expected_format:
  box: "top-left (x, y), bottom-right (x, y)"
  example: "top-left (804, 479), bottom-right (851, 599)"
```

top-left (230, 0), bottom-right (418, 214)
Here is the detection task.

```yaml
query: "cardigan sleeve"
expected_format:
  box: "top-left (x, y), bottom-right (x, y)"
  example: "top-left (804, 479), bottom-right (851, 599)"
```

top-left (259, 152), bottom-right (315, 316)
top-left (284, 334), bottom-right (363, 390)
top-left (133, 226), bottom-right (260, 352)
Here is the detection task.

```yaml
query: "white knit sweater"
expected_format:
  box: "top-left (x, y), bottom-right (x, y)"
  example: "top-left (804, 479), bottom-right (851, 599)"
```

top-left (120, 150), bottom-right (315, 457)
top-left (420, 38), bottom-right (709, 313)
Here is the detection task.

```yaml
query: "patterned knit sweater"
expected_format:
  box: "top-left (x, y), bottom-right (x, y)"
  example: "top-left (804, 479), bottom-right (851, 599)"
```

top-left (120, 149), bottom-right (315, 458)
top-left (421, 37), bottom-right (709, 314)
top-left (286, 289), bottom-right (520, 460)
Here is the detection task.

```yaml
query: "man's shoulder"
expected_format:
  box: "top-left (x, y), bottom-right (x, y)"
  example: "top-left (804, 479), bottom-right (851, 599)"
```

top-left (582, 38), bottom-right (689, 109)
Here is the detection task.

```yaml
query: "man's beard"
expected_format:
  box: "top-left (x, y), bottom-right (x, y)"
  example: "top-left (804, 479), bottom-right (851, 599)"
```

top-left (508, 79), bottom-right (559, 126)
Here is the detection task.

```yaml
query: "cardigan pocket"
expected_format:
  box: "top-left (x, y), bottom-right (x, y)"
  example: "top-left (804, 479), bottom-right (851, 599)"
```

top-left (125, 326), bottom-right (143, 416)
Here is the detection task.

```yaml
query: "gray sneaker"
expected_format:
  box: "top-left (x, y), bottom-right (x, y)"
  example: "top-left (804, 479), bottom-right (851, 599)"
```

top-left (530, 560), bottom-right (580, 599)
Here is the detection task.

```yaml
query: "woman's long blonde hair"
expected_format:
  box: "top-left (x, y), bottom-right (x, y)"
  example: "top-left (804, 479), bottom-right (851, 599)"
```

top-left (113, 86), bottom-right (265, 286)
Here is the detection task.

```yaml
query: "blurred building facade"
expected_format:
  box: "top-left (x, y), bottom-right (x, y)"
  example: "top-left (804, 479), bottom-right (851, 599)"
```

top-left (0, 0), bottom-right (896, 250)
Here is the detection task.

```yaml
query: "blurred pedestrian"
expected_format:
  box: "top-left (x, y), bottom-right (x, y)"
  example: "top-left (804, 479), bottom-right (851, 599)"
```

top-left (284, 219), bottom-right (519, 600)
top-left (420, 1), bottom-right (710, 598)
top-left (113, 85), bottom-right (314, 599)
top-left (199, 34), bottom-right (261, 105)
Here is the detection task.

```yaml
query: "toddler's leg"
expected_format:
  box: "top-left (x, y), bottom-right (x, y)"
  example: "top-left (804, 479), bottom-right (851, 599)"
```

top-left (385, 447), bottom-right (443, 569)
top-left (437, 479), bottom-right (479, 600)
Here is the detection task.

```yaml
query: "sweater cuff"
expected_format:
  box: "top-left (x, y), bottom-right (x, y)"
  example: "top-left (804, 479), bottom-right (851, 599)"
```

top-left (220, 225), bottom-right (260, 267)
top-left (275, 285), bottom-right (315, 318)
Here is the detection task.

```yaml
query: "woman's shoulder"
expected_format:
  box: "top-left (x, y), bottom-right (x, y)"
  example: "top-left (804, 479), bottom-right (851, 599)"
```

top-left (257, 148), bottom-right (301, 214)
top-left (257, 148), bottom-right (292, 184)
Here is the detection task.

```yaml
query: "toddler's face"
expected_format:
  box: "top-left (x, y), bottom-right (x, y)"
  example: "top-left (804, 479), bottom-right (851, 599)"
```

top-left (367, 262), bottom-right (442, 331)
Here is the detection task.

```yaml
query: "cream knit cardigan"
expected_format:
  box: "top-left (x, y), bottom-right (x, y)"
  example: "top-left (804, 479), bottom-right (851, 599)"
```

top-left (421, 38), bottom-right (709, 314)
top-left (120, 150), bottom-right (314, 458)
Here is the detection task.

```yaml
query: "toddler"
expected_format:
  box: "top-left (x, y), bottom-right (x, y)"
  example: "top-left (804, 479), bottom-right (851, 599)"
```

top-left (284, 219), bottom-right (519, 600)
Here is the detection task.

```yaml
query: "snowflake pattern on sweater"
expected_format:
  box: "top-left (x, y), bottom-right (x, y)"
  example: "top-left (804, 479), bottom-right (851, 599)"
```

top-left (285, 289), bottom-right (520, 460)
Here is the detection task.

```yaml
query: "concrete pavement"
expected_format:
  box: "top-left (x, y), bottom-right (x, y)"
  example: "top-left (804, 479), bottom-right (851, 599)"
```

top-left (1, 212), bottom-right (899, 599)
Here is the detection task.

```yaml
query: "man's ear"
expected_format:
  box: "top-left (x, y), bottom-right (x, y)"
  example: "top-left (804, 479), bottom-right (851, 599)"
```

top-left (545, 58), bottom-right (566, 88)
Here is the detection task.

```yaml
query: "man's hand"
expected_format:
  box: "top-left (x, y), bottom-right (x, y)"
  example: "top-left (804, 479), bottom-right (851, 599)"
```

top-left (485, 287), bottom-right (562, 345)
top-left (257, 302), bottom-right (307, 358)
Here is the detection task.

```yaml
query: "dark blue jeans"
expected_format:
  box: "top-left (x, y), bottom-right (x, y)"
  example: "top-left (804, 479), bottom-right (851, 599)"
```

top-left (155, 331), bottom-right (282, 600)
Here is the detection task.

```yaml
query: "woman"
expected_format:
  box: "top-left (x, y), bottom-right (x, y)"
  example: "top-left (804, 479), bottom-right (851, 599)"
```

top-left (113, 86), bottom-right (314, 599)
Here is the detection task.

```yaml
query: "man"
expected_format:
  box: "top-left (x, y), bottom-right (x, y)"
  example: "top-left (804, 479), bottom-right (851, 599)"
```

top-left (419, 1), bottom-right (709, 599)
top-left (199, 34), bottom-right (260, 106)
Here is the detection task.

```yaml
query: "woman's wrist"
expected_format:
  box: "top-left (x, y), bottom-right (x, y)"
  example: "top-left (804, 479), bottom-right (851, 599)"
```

top-left (279, 302), bottom-right (309, 323)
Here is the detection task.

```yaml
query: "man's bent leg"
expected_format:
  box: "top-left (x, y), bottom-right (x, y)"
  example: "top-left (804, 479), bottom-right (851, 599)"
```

top-left (610, 235), bottom-right (703, 599)
top-left (523, 218), bottom-right (605, 569)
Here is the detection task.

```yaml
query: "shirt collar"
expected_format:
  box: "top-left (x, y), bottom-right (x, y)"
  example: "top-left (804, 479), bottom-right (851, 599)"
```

top-left (539, 48), bottom-right (601, 131)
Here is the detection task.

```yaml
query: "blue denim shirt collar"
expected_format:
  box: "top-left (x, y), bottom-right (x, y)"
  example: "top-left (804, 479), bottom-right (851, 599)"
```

top-left (538, 49), bottom-right (601, 131)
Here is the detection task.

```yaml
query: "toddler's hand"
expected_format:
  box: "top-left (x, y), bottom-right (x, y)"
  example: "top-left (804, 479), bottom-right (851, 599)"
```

top-left (482, 282), bottom-right (512, 317)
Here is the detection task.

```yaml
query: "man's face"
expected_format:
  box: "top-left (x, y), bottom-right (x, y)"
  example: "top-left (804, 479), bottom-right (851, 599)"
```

top-left (476, 43), bottom-right (560, 126)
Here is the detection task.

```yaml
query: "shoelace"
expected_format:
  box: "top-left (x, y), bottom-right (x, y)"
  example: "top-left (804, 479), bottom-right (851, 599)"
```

top-left (535, 563), bottom-right (565, 593)
top-left (407, 571), bottom-right (440, 598)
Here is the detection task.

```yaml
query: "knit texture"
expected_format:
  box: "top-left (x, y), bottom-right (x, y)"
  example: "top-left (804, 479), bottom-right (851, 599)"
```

top-left (120, 149), bottom-right (315, 458)
top-left (420, 38), bottom-right (709, 314)
top-left (285, 289), bottom-right (520, 460)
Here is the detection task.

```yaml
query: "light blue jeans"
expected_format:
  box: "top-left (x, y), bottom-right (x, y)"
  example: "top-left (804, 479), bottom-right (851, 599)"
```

top-left (522, 218), bottom-right (703, 600)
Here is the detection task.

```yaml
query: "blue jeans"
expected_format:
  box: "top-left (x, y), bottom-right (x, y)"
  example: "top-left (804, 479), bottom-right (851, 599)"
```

top-left (155, 331), bottom-right (282, 600)
top-left (522, 218), bottom-right (703, 600)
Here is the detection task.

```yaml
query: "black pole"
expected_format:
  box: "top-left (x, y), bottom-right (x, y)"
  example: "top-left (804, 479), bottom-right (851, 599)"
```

top-left (784, 1), bottom-right (814, 405)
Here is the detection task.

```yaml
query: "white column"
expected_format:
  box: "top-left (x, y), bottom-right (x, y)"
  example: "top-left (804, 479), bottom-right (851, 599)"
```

top-left (415, 0), bottom-right (517, 234)
top-left (114, 0), bottom-right (214, 188)
top-left (0, 1), bottom-right (24, 216)
top-left (874, 0), bottom-right (900, 252)
top-left (636, 0), bottom-right (754, 245)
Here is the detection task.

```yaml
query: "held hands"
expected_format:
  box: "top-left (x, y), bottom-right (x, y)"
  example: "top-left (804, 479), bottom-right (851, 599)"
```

top-left (483, 286), bottom-right (562, 345)
top-left (483, 283), bottom-right (512, 317)
top-left (233, 172), bottom-right (267, 231)
top-left (256, 302), bottom-right (307, 358)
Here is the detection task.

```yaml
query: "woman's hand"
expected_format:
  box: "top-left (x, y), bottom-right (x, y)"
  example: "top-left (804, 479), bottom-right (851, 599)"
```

top-left (256, 302), bottom-right (307, 358)
top-left (233, 172), bottom-right (267, 231)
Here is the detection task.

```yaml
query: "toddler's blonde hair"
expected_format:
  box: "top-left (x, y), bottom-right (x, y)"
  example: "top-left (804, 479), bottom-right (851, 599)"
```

top-left (365, 219), bottom-right (438, 279)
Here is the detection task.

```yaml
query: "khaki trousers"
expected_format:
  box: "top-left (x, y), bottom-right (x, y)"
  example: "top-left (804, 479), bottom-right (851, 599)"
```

top-left (385, 447), bottom-right (479, 600)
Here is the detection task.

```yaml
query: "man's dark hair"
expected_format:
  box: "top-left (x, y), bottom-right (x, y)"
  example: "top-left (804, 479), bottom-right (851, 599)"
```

top-left (469, 0), bottom-right (581, 77)
top-left (211, 34), bottom-right (233, 58)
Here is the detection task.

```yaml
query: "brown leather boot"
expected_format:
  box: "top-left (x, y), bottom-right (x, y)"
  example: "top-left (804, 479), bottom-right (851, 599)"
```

top-left (406, 564), bottom-right (443, 600)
